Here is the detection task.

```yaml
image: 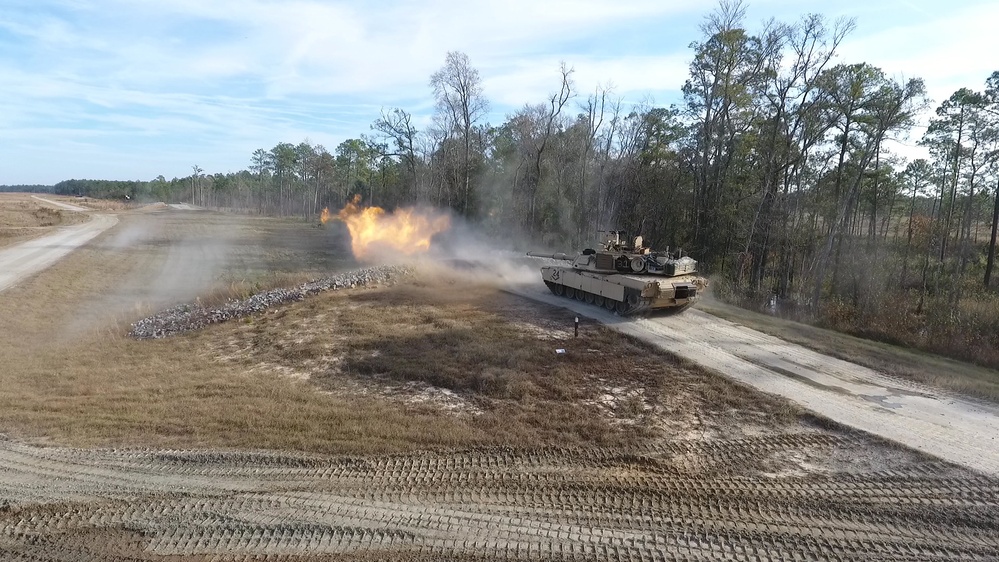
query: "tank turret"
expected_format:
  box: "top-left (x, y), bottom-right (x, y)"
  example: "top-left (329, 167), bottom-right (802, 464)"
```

top-left (527, 230), bottom-right (708, 315)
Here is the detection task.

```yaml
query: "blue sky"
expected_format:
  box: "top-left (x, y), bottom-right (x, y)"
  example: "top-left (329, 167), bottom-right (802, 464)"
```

top-left (1, 0), bottom-right (996, 185)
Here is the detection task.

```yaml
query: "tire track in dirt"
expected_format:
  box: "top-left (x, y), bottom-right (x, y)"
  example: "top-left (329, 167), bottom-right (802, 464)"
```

top-left (1, 434), bottom-right (997, 560)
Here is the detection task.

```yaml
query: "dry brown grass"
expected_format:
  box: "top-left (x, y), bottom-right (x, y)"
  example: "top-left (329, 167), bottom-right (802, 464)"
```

top-left (0, 209), bottom-right (800, 454)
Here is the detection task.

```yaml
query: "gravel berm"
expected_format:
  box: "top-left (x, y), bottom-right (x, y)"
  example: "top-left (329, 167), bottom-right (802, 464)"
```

top-left (129, 265), bottom-right (412, 339)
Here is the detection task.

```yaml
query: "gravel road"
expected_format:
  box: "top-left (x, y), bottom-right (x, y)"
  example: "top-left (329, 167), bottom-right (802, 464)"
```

top-left (514, 284), bottom-right (999, 476)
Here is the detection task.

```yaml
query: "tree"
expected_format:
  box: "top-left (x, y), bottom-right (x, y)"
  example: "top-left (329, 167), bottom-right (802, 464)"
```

top-left (810, 65), bottom-right (926, 308)
top-left (191, 165), bottom-right (203, 206)
top-left (430, 51), bottom-right (489, 217)
top-left (249, 148), bottom-right (272, 213)
top-left (922, 88), bottom-right (983, 261)
top-left (742, 13), bottom-right (853, 294)
top-left (985, 71), bottom-right (999, 287)
top-left (269, 142), bottom-right (297, 214)
top-left (372, 108), bottom-right (421, 202)
top-left (683, 0), bottom-right (771, 266)
top-left (900, 159), bottom-right (933, 285)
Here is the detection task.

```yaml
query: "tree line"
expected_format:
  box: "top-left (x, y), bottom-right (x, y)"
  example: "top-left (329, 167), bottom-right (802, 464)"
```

top-left (50, 1), bottom-right (999, 367)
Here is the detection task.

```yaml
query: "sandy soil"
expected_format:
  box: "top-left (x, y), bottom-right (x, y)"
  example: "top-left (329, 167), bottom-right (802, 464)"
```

top-left (514, 284), bottom-right (999, 476)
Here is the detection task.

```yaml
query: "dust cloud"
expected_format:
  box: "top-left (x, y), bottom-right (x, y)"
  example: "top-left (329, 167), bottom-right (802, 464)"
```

top-left (58, 213), bottom-right (236, 341)
top-left (59, 206), bottom-right (552, 341)
top-left (421, 216), bottom-right (555, 289)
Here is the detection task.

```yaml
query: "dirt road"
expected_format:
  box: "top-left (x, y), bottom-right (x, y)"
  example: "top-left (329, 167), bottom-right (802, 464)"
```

top-left (30, 195), bottom-right (89, 212)
top-left (515, 285), bottom-right (999, 476)
top-left (0, 213), bottom-right (118, 293)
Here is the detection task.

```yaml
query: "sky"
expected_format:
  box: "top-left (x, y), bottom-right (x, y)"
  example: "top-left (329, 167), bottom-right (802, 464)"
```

top-left (1, 0), bottom-right (997, 185)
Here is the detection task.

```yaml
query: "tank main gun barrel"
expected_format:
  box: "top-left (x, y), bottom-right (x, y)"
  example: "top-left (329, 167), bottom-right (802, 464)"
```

top-left (527, 251), bottom-right (572, 261)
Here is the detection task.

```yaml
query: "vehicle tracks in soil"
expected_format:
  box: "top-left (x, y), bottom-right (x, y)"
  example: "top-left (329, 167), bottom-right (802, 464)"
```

top-left (1, 432), bottom-right (997, 561)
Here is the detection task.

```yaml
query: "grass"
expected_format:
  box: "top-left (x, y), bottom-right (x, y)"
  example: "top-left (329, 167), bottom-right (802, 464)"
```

top-left (0, 209), bottom-right (800, 453)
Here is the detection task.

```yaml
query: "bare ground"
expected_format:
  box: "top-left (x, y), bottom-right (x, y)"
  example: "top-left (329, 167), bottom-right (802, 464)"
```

top-left (0, 209), bottom-right (997, 560)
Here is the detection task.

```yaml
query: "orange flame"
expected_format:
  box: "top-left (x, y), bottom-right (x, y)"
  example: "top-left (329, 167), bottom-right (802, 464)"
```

top-left (320, 207), bottom-right (331, 225)
top-left (336, 194), bottom-right (450, 260)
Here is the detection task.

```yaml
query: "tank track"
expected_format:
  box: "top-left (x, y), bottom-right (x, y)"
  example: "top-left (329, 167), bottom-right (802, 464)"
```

top-left (543, 281), bottom-right (688, 315)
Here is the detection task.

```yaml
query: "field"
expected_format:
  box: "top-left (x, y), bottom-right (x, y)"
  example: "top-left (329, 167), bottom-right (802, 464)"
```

top-left (0, 195), bottom-right (997, 560)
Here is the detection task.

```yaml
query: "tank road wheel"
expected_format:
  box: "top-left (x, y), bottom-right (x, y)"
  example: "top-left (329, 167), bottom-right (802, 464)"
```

top-left (594, 295), bottom-right (606, 308)
top-left (554, 283), bottom-right (565, 296)
top-left (574, 289), bottom-right (586, 301)
top-left (604, 298), bottom-right (616, 311)
top-left (615, 300), bottom-right (630, 314)
top-left (584, 292), bottom-right (595, 304)
top-left (564, 287), bottom-right (576, 299)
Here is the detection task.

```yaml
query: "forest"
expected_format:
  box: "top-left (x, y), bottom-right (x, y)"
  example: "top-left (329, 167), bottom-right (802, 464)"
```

top-left (45, 3), bottom-right (999, 371)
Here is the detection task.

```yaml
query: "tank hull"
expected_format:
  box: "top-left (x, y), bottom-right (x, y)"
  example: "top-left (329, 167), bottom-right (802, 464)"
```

top-left (539, 266), bottom-right (706, 315)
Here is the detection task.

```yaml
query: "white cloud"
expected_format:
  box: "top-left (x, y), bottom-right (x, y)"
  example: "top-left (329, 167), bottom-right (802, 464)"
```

top-left (1, 0), bottom-right (997, 183)
top-left (837, 2), bottom-right (999, 107)
top-left (482, 54), bottom-right (689, 112)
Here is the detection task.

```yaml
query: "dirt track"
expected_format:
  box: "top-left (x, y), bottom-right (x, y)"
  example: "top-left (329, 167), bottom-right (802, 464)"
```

top-left (515, 285), bottom-right (999, 476)
top-left (30, 195), bottom-right (90, 213)
top-left (2, 431), bottom-right (998, 560)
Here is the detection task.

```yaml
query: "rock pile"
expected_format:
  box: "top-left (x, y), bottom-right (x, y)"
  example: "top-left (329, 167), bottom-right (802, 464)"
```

top-left (129, 265), bottom-right (411, 339)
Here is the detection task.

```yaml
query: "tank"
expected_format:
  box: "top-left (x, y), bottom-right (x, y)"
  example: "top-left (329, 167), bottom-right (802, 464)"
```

top-left (527, 230), bottom-right (708, 315)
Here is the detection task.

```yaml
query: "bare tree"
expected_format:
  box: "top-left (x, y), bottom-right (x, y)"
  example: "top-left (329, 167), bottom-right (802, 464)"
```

top-left (191, 165), bottom-right (203, 206)
top-left (372, 108), bottom-right (421, 203)
top-left (430, 51), bottom-right (489, 216)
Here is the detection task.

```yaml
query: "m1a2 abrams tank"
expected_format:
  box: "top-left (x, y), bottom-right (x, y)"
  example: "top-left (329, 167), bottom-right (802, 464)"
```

top-left (527, 230), bottom-right (708, 315)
